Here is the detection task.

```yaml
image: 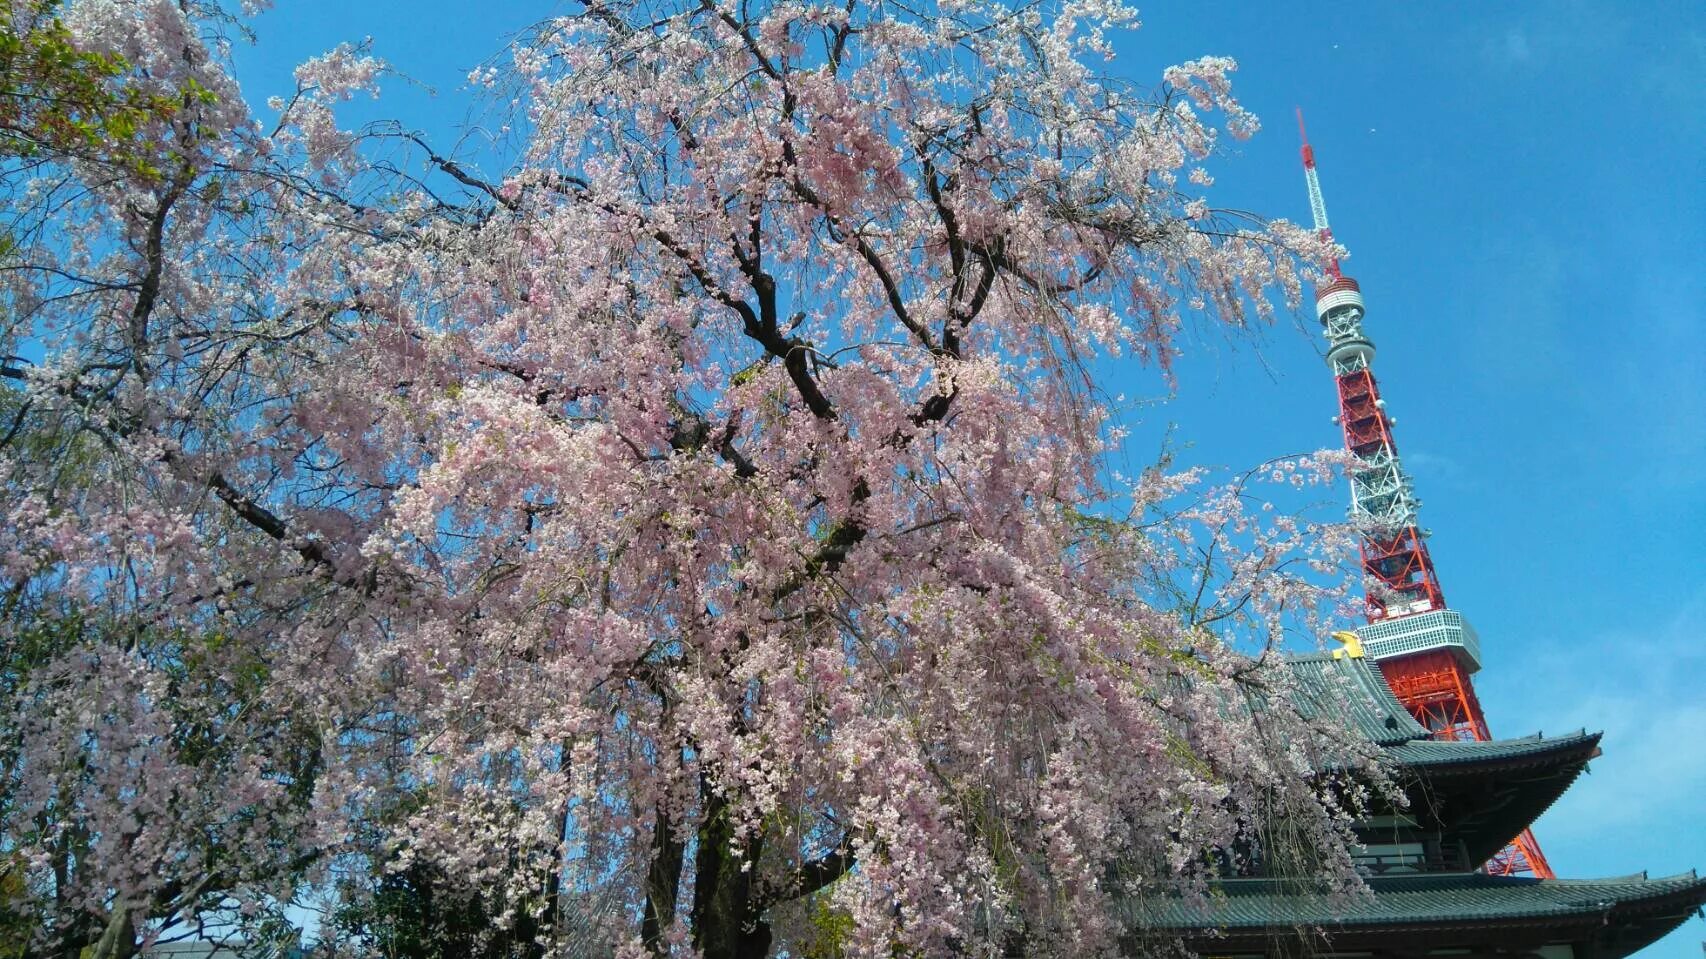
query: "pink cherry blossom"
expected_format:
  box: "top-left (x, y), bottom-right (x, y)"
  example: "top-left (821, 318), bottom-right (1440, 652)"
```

top-left (0, 1), bottom-right (1376, 956)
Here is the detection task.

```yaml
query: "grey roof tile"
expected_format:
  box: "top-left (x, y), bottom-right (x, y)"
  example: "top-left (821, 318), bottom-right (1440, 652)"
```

top-left (1129, 871), bottom-right (1706, 928)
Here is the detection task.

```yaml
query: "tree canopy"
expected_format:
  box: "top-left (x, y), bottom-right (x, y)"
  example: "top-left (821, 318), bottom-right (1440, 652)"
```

top-left (0, 1), bottom-right (1370, 957)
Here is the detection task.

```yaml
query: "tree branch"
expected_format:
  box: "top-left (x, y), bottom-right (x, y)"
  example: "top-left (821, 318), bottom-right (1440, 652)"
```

top-left (755, 835), bottom-right (855, 911)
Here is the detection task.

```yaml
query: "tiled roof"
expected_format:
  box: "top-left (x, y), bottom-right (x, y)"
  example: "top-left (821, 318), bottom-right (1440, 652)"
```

top-left (1281, 652), bottom-right (1428, 746)
top-left (1384, 729), bottom-right (1601, 768)
top-left (1129, 870), bottom-right (1706, 929)
top-left (1279, 653), bottom-right (1600, 771)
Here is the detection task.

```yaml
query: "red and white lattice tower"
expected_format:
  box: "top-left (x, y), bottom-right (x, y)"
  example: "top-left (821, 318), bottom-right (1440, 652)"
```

top-left (1296, 110), bottom-right (1553, 878)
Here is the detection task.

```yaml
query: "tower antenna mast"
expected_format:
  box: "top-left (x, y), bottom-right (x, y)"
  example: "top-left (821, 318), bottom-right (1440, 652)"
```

top-left (1296, 108), bottom-right (1340, 276)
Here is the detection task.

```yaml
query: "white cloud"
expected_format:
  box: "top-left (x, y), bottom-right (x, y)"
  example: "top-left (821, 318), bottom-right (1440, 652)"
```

top-left (1498, 588), bottom-right (1706, 871)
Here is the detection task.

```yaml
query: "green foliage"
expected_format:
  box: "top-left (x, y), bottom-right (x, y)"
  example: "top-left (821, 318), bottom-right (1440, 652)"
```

top-left (0, 0), bottom-right (180, 176)
top-left (798, 891), bottom-right (854, 959)
top-left (0, 854), bottom-right (30, 959)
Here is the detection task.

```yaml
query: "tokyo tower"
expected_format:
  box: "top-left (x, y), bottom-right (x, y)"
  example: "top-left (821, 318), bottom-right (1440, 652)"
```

top-left (1295, 110), bottom-right (1552, 877)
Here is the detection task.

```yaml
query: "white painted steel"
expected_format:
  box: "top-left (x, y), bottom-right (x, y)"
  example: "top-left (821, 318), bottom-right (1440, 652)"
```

top-left (1356, 609), bottom-right (1483, 672)
top-left (1305, 165), bottom-right (1331, 233)
top-left (1315, 285), bottom-right (1364, 321)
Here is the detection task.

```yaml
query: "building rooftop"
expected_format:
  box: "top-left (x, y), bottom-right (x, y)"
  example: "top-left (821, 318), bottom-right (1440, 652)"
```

top-left (1281, 650), bottom-right (1428, 747)
top-left (1126, 648), bottom-right (1706, 957)
top-left (1383, 729), bottom-right (1600, 769)
top-left (1125, 871), bottom-right (1706, 956)
top-left (1132, 869), bottom-right (1706, 927)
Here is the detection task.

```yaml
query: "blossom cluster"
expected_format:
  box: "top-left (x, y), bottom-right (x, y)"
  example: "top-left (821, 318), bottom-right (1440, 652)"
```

top-left (0, 0), bottom-right (1371, 956)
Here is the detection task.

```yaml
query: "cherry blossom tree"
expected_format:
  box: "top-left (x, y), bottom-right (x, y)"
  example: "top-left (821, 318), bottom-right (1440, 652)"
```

top-left (0, 0), bottom-right (1372, 956)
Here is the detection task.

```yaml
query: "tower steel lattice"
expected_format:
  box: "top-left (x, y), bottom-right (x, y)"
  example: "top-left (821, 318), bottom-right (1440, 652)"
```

top-left (1295, 111), bottom-right (1553, 878)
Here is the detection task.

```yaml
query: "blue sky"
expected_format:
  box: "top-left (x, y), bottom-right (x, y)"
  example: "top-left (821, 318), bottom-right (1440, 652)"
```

top-left (1126, 5), bottom-right (1706, 956)
top-left (228, 2), bottom-right (1705, 954)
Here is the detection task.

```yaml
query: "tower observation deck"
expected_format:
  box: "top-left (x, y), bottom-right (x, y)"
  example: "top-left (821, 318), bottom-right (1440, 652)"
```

top-left (1296, 111), bottom-right (1552, 878)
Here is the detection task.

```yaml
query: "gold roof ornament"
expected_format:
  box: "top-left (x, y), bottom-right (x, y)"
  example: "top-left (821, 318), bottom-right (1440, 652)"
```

top-left (1330, 630), bottom-right (1365, 660)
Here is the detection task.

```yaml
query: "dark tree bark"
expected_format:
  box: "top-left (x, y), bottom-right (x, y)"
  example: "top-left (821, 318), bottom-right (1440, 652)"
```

top-left (691, 787), bottom-right (771, 959)
top-left (640, 806), bottom-right (687, 955)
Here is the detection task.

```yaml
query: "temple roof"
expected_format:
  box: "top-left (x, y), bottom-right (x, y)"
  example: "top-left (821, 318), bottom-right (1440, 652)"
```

top-left (1275, 651), bottom-right (1603, 863)
top-left (1137, 650), bottom-right (1706, 956)
top-left (1383, 730), bottom-right (1601, 768)
top-left (1404, 730), bottom-right (1601, 865)
top-left (1133, 870), bottom-right (1706, 926)
top-left (1281, 651), bottom-right (1427, 747)
top-left (1126, 871), bottom-right (1706, 956)
top-left (1279, 651), bottom-right (1601, 772)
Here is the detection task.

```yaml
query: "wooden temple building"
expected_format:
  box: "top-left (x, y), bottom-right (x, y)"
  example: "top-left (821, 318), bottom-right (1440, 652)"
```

top-left (1127, 649), bottom-right (1706, 958)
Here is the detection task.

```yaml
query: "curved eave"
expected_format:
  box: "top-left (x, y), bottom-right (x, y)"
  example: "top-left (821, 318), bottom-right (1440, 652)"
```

top-left (1385, 728), bottom-right (1603, 770)
top-left (1391, 730), bottom-right (1602, 865)
top-left (1125, 871), bottom-right (1706, 957)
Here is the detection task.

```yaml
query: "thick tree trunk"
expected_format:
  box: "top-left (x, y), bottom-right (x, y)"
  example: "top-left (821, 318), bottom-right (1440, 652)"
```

top-left (691, 789), bottom-right (771, 959)
top-left (84, 904), bottom-right (135, 959)
top-left (640, 807), bottom-right (686, 954)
